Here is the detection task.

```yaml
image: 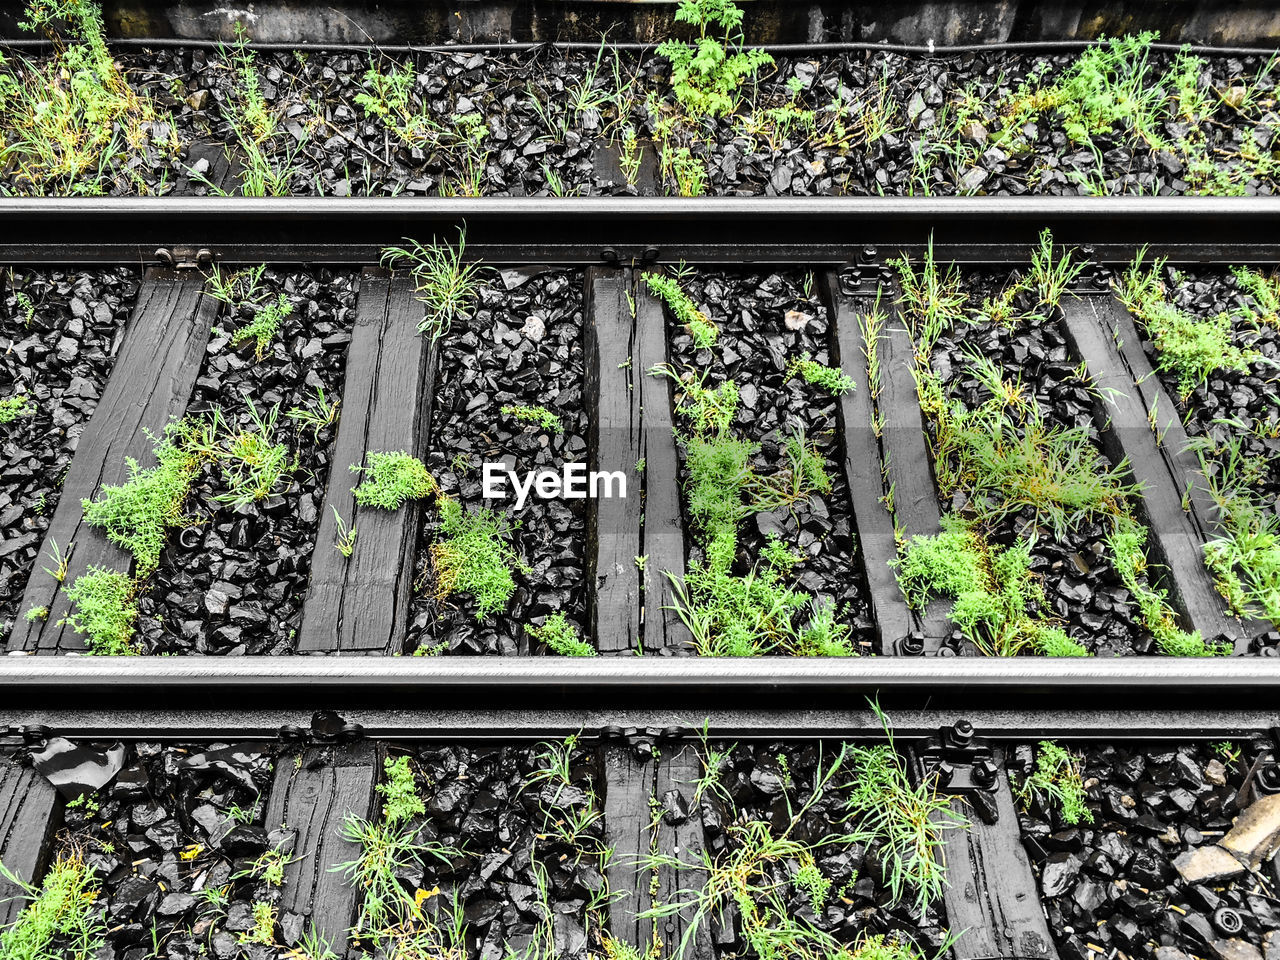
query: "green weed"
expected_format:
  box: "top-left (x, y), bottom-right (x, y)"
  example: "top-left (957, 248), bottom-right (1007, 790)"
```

top-left (790, 355), bottom-right (855, 395)
top-left (1231, 266), bottom-right (1280, 329)
top-left (1192, 429), bottom-right (1280, 625)
top-left (644, 272), bottom-right (718, 348)
top-left (381, 228), bottom-right (488, 341)
top-left (61, 566), bottom-right (138, 655)
top-left (0, 848), bottom-right (106, 960)
top-left (845, 703), bottom-right (967, 915)
top-left (998, 34), bottom-right (1279, 195)
top-left (0, 394), bottom-right (35, 424)
top-left (354, 60), bottom-right (436, 145)
top-left (926, 351), bottom-right (1136, 539)
top-left (378, 756), bottom-right (425, 824)
top-left (430, 498), bottom-right (528, 618)
top-left (1014, 741), bottom-right (1093, 825)
top-left (526, 612), bottom-right (595, 656)
top-left (231, 293), bottom-right (292, 361)
top-left (0, 0), bottom-right (166, 196)
top-left (1107, 513), bottom-right (1230, 656)
top-left (656, 0), bottom-right (773, 119)
top-left (209, 403), bottom-right (289, 506)
top-left (351, 451), bottom-right (437, 510)
top-left (660, 360), bottom-right (853, 656)
top-left (285, 386), bottom-right (341, 440)
top-left (1116, 247), bottom-right (1257, 398)
top-left (80, 419), bottom-right (206, 576)
top-left (501, 404), bottom-right (564, 433)
top-left (893, 515), bottom-right (1086, 657)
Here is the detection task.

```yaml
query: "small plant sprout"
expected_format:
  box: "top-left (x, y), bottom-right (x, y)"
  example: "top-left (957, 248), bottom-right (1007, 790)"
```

top-left (351, 452), bottom-right (437, 510)
top-left (232, 292), bottom-right (292, 361)
top-left (1016, 741), bottom-right (1094, 825)
top-left (644, 272), bottom-right (718, 348)
top-left (0, 393), bottom-right (35, 424)
top-left (204, 263), bottom-right (267, 305)
top-left (378, 755), bottom-right (425, 823)
top-left (526, 613), bottom-right (596, 656)
top-left (286, 386), bottom-right (341, 439)
top-left (43, 538), bottom-right (74, 583)
top-left (24, 606), bottom-right (48, 622)
top-left (61, 566), bottom-right (138, 655)
top-left (332, 507), bottom-right (357, 558)
top-left (789, 355), bottom-right (856, 395)
top-left (381, 227), bottom-right (488, 341)
top-left (501, 404), bottom-right (564, 433)
top-left (237, 900), bottom-right (278, 945)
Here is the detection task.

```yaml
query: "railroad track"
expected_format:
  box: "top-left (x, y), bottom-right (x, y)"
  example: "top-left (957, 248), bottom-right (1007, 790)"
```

top-left (3, 197), bottom-right (1280, 960)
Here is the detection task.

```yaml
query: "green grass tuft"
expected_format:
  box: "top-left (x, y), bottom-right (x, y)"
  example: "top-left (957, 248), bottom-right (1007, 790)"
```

top-left (0, 849), bottom-right (106, 960)
top-left (1015, 740), bottom-right (1094, 825)
top-left (430, 498), bottom-right (527, 619)
top-left (526, 613), bottom-right (595, 656)
top-left (381, 228), bottom-right (487, 342)
top-left (62, 566), bottom-right (137, 655)
top-left (351, 451), bottom-right (437, 510)
top-left (893, 515), bottom-right (1086, 657)
top-left (1117, 247), bottom-right (1257, 398)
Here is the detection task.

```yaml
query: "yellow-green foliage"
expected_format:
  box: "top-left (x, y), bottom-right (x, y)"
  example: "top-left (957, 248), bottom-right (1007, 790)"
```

top-left (893, 516), bottom-right (1087, 657)
top-left (0, 0), bottom-right (166, 195)
top-left (0, 849), bottom-right (106, 960)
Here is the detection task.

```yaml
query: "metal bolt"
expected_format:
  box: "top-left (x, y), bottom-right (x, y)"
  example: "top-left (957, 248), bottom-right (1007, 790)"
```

top-left (952, 720), bottom-right (975, 744)
top-left (859, 245), bottom-right (878, 264)
top-left (155, 247), bottom-right (174, 265)
top-left (1257, 762), bottom-right (1280, 793)
top-left (601, 247), bottom-right (619, 263)
top-left (974, 759), bottom-right (998, 788)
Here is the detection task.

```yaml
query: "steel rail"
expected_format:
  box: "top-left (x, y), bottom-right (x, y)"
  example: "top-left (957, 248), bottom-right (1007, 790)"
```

top-left (7, 196), bottom-right (1280, 265)
top-left (1, 657), bottom-right (1278, 718)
